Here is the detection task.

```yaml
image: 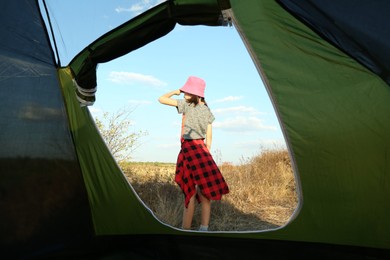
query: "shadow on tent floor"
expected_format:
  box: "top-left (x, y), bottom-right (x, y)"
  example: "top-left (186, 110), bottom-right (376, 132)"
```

top-left (31, 234), bottom-right (390, 259)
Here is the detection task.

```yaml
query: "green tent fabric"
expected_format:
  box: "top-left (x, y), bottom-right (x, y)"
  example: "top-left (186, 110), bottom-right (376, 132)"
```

top-left (277, 0), bottom-right (390, 85)
top-left (231, 0), bottom-right (390, 246)
top-left (59, 67), bottom-right (166, 235)
top-left (1, 0), bottom-right (390, 258)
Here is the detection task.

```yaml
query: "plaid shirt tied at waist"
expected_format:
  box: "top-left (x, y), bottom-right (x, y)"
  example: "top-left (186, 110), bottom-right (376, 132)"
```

top-left (175, 138), bottom-right (229, 208)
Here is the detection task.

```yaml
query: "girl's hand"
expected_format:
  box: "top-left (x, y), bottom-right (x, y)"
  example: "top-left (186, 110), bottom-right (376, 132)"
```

top-left (174, 89), bottom-right (182, 95)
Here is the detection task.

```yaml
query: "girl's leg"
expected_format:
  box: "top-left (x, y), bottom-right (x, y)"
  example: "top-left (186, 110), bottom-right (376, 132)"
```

top-left (182, 194), bottom-right (195, 230)
top-left (198, 191), bottom-right (211, 228)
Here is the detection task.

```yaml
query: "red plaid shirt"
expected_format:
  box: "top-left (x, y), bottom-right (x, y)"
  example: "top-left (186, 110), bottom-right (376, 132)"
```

top-left (175, 138), bottom-right (229, 207)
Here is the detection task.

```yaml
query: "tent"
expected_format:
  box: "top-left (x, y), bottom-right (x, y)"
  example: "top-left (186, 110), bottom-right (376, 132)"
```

top-left (1, 0), bottom-right (389, 258)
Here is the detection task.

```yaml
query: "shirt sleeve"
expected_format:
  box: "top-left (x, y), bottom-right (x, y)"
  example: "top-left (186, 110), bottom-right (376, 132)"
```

top-left (177, 99), bottom-right (186, 114)
top-left (208, 110), bottom-right (215, 124)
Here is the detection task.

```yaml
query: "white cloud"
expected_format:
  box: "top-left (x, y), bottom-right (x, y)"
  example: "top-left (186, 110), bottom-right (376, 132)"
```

top-left (213, 96), bottom-right (243, 103)
top-left (115, 0), bottom-right (166, 15)
top-left (213, 116), bottom-right (277, 132)
top-left (108, 71), bottom-right (167, 88)
top-left (115, 5), bottom-right (142, 14)
top-left (212, 106), bottom-right (265, 116)
top-left (87, 106), bottom-right (102, 118)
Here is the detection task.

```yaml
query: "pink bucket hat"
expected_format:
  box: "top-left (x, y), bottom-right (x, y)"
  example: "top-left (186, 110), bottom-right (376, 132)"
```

top-left (180, 76), bottom-right (206, 97)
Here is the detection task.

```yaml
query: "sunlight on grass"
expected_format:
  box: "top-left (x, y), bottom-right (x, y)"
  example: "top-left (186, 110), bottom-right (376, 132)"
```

top-left (121, 149), bottom-right (298, 231)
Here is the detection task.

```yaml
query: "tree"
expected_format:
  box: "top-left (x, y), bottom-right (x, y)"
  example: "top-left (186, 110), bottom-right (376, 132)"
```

top-left (94, 106), bottom-right (148, 163)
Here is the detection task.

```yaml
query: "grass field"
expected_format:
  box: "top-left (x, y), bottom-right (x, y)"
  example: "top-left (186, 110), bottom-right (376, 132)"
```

top-left (121, 149), bottom-right (298, 231)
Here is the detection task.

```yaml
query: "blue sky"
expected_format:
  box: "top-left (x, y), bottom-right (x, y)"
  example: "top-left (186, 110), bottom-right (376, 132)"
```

top-left (44, 0), bottom-right (286, 164)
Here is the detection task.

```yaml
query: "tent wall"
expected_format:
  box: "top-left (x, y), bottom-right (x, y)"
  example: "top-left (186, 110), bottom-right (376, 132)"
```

top-left (58, 67), bottom-right (169, 235)
top-left (278, 0), bottom-right (390, 85)
top-left (2, 0), bottom-right (390, 257)
top-left (65, 0), bottom-right (390, 251)
top-left (0, 0), bottom-right (93, 256)
top-left (229, 0), bottom-right (390, 249)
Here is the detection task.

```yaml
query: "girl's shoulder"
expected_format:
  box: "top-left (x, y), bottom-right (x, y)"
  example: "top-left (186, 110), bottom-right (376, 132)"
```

top-left (198, 104), bottom-right (214, 118)
top-left (200, 103), bottom-right (212, 112)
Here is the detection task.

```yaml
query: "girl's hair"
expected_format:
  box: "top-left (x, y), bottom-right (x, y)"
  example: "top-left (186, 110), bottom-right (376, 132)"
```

top-left (186, 94), bottom-right (207, 106)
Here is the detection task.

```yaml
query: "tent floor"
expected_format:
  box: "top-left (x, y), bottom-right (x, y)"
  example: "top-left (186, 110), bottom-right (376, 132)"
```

top-left (34, 234), bottom-right (390, 259)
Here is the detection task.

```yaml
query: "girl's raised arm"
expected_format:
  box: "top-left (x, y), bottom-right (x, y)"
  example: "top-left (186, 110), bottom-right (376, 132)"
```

top-left (158, 89), bottom-right (181, 107)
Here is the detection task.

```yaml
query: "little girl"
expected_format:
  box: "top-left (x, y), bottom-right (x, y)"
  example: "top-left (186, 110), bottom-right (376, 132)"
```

top-left (158, 76), bottom-right (229, 231)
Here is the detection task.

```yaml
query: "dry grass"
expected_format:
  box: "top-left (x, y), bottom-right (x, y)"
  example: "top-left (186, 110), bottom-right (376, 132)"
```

top-left (121, 149), bottom-right (298, 231)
